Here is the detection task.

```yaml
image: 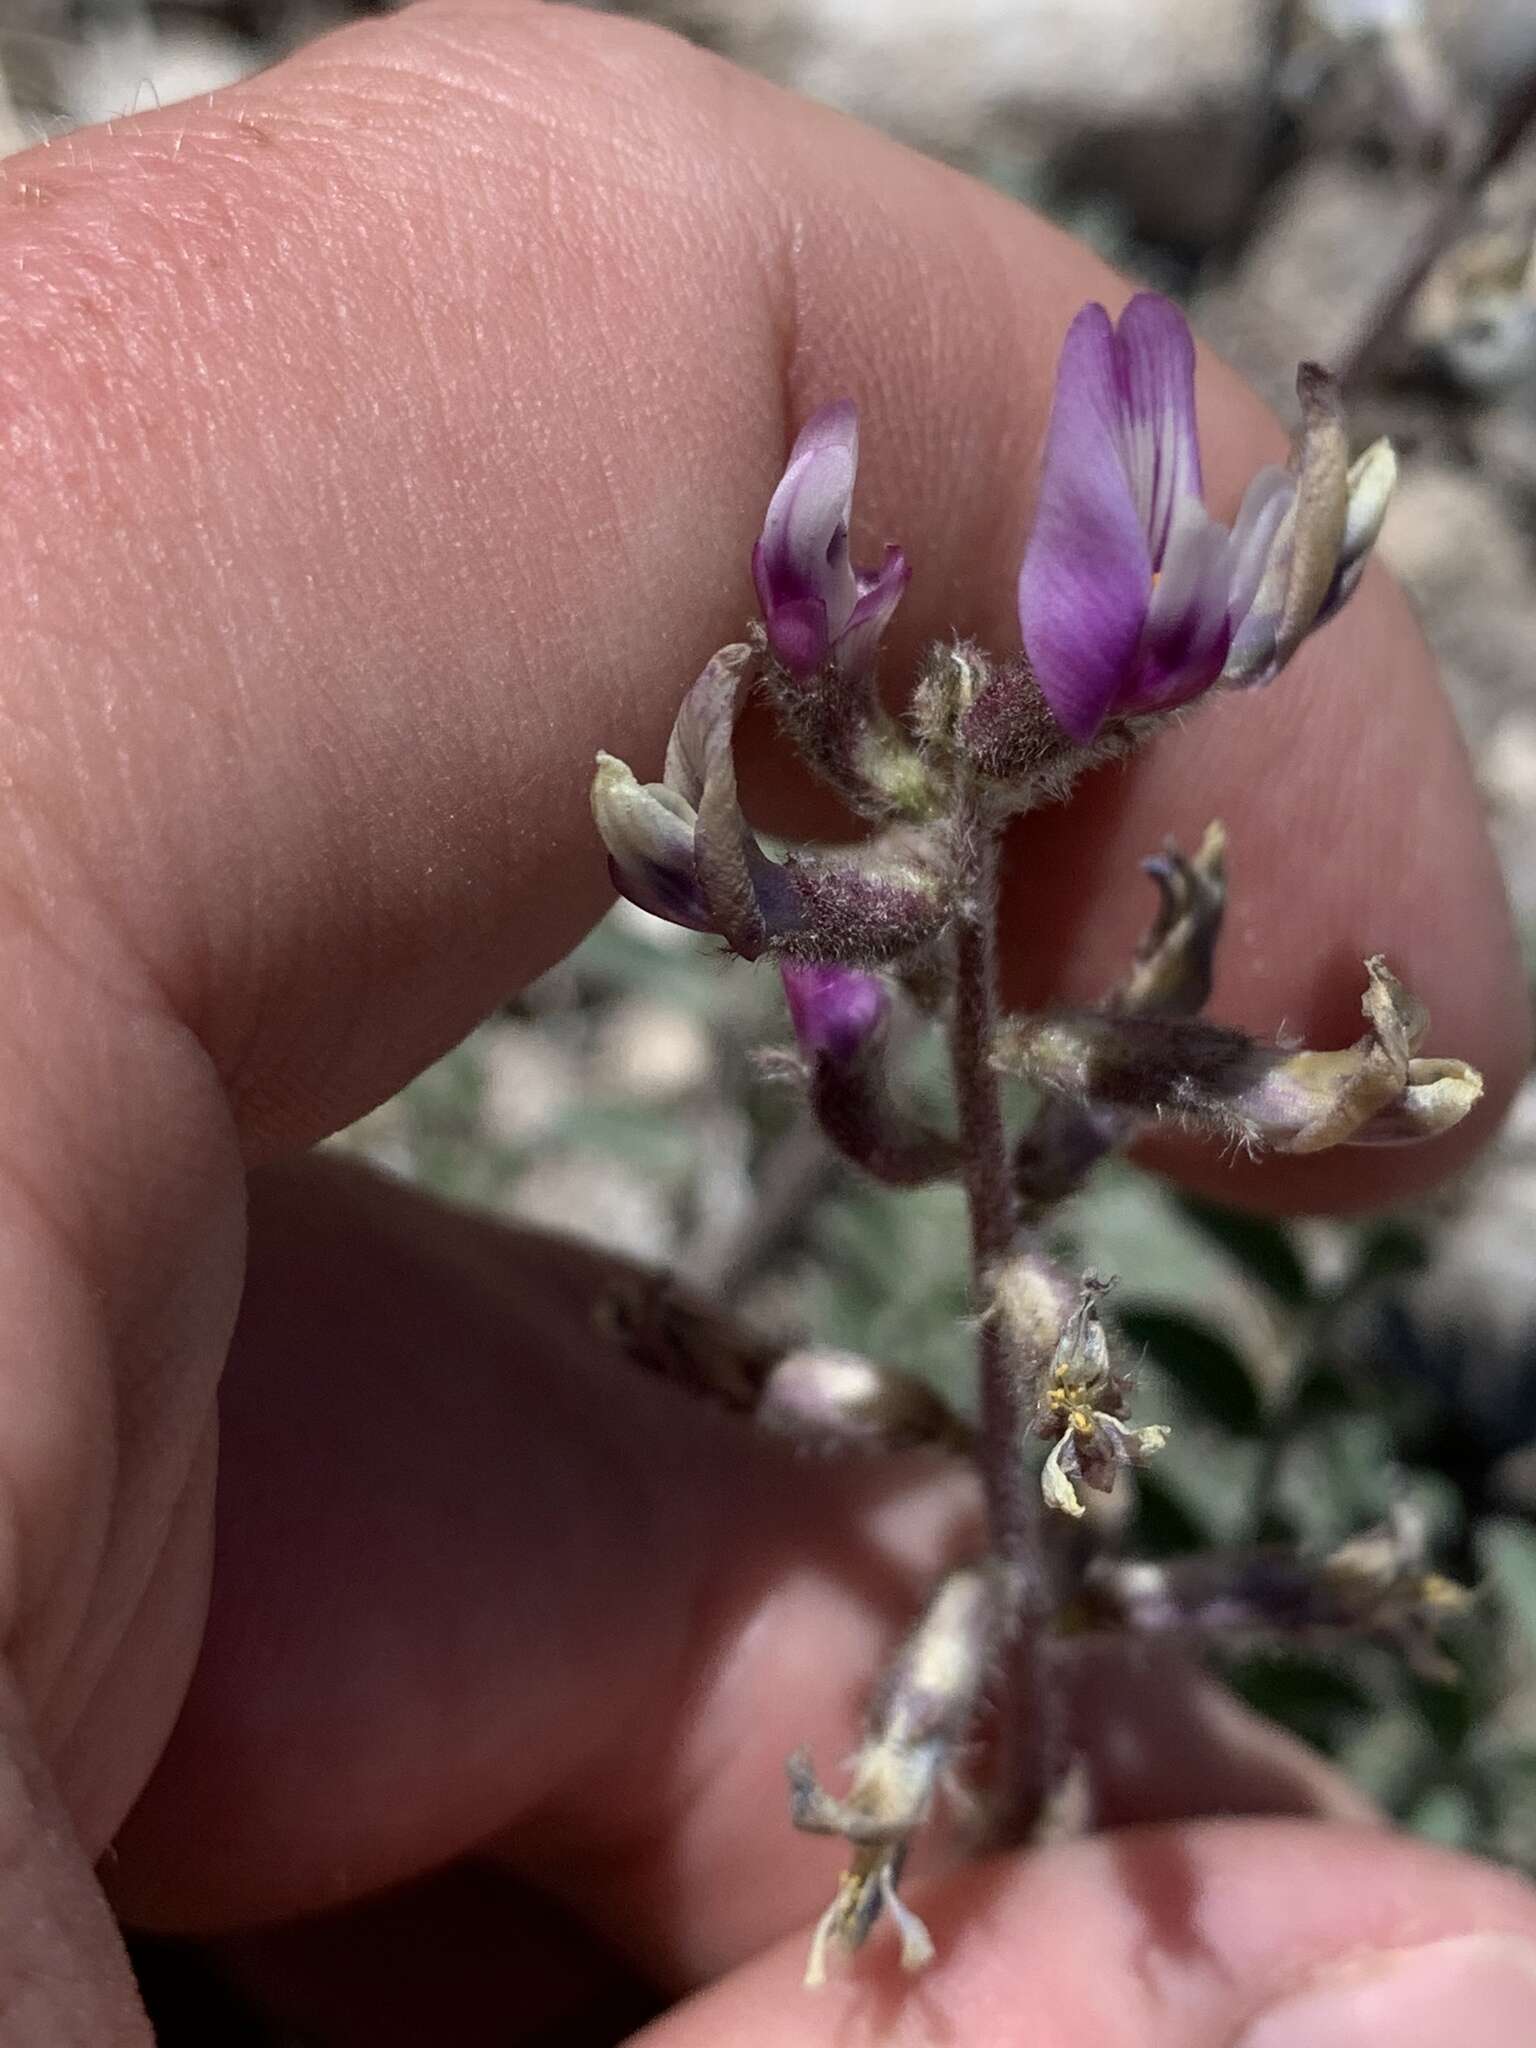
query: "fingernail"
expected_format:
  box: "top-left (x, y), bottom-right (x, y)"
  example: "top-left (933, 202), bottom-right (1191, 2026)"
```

top-left (1238, 1934), bottom-right (1536, 2048)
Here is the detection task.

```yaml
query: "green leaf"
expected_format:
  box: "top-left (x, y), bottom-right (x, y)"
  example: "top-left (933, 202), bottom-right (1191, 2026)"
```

top-left (1477, 1519), bottom-right (1536, 1667)
top-left (1224, 1653), bottom-right (1372, 1750)
top-left (1174, 1197), bottom-right (1310, 1307)
top-left (1344, 1220), bottom-right (1431, 1294)
top-left (1408, 1783), bottom-right (1479, 1850)
top-left (1128, 1470), bottom-right (1210, 1555)
top-left (1118, 1307), bottom-right (1263, 1435)
top-left (1339, 1705), bottom-right (1439, 1811)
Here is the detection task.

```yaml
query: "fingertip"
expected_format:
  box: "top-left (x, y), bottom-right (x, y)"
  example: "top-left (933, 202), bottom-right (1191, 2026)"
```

top-left (638, 1822), bottom-right (1536, 2047)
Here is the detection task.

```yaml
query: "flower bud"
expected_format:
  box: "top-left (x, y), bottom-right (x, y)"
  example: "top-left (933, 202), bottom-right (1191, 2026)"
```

top-left (750, 402), bottom-right (930, 816)
top-left (1080, 1506), bottom-right (1471, 1676)
top-left (1221, 361), bottom-right (1350, 688)
top-left (1316, 436), bottom-right (1398, 623)
top-left (1222, 379), bottom-right (1398, 689)
top-left (757, 1346), bottom-right (969, 1454)
top-left (988, 1248), bottom-right (1080, 1374)
top-left (752, 400), bottom-right (908, 682)
top-left (590, 754), bottom-right (712, 931)
top-left (780, 960), bottom-right (963, 1187)
top-left (781, 961), bottom-right (888, 1066)
top-left (1013, 824), bottom-right (1227, 1213)
top-left (595, 1267), bottom-right (778, 1413)
top-left (591, 644), bottom-right (805, 959)
top-left (1121, 820), bottom-right (1227, 1017)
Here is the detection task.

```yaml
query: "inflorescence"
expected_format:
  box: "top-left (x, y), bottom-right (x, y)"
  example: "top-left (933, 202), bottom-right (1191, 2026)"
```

top-left (591, 293), bottom-right (1481, 1986)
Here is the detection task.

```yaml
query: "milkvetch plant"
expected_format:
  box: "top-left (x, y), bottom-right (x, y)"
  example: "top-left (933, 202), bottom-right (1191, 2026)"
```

top-left (592, 292), bottom-right (1479, 1985)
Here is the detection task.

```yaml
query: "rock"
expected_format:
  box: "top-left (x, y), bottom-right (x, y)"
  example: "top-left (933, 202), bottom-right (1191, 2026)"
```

top-left (1482, 711), bottom-right (1536, 934)
top-left (593, 995), bottom-right (714, 1102)
top-left (1428, 0), bottom-right (1536, 98)
top-left (620, 0), bottom-right (1272, 245)
top-left (1378, 462), bottom-right (1530, 611)
top-left (1283, 3), bottom-right (1466, 168)
top-left (505, 1151), bottom-right (677, 1266)
top-left (1483, 709), bottom-right (1536, 816)
top-left (1199, 161), bottom-right (1442, 405)
top-left (1471, 398), bottom-right (1536, 497)
top-left (480, 1021), bottom-right (583, 1147)
top-left (1376, 462), bottom-right (1535, 745)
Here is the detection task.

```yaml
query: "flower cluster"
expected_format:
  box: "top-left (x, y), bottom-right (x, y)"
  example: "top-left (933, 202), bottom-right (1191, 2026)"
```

top-left (595, 291), bottom-right (1399, 942)
top-left (588, 288), bottom-right (1481, 1990)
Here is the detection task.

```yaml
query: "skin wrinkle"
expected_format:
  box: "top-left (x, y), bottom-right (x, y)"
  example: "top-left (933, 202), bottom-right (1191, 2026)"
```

top-left (0, 1667), bottom-right (149, 2045)
top-left (4, 1036), bottom-right (236, 1709)
top-left (3, 0), bottom-right (1335, 1163)
top-left (117, 1169), bottom-right (745, 1919)
top-left (49, 1413), bottom-right (217, 1868)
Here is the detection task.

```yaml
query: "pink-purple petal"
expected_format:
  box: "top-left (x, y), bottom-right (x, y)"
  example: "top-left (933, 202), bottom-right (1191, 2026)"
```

top-left (790, 396), bottom-right (860, 472)
top-left (1131, 495), bottom-right (1234, 709)
top-left (838, 544), bottom-right (910, 677)
top-left (782, 960), bottom-right (889, 1064)
top-left (1018, 303), bottom-right (1155, 743)
top-left (1115, 293), bottom-right (1203, 562)
top-left (608, 853), bottom-right (713, 932)
top-left (1226, 467), bottom-right (1294, 626)
top-left (760, 444), bottom-right (856, 603)
top-left (753, 398), bottom-right (911, 680)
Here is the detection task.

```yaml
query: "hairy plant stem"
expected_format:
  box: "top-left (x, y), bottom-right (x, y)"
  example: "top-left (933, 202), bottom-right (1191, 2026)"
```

top-left (947, 799), bottom-right (1047, 1834)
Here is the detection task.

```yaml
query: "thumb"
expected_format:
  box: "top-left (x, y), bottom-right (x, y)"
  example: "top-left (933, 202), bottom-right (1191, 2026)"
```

top-left (642, 1820), bottom-right (1536, 2047)
top-left (0, 1666), bottom-right (150, 2043)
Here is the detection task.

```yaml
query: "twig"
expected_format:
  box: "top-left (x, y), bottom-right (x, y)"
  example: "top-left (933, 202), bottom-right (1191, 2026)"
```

top-left (946, 802), bottom-right (1047, 1832)
top-left (1339, 62), bottom-right (1536, 392)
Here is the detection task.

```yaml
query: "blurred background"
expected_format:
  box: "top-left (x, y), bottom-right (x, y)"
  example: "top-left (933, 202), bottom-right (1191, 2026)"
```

top-left (7, 0), bottom-right (1536, 2038)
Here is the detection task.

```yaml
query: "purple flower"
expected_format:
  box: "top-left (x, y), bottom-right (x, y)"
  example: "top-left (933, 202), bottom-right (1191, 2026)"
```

top-left (752, 401), bottom-right (910, 681)
top-left (592, 646), bottom-right (804, 959)
top-left (593, 650), bottom-right (947, 967)
top-left (781, 960), bottom-right (888, 1065)
top-left (1018, 294), bottom-right (1396, 744)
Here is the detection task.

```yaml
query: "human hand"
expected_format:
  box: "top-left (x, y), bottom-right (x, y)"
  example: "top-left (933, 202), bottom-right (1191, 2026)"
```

top-left (0, 4), bottom-right (1532, 2039)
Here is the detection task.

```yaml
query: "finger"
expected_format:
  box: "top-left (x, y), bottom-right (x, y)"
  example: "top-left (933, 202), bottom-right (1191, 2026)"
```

top-left (214, 1863), bottom-right (661, 2048)
top-left (0, 1665), bottom-right (153, 2043)
top-left (1059, 1641), bottom-right (1376, 1831)
top-left (109, 1156), bottom-right (979, 1968)
top-left (0, 0), bottom-right (1516, 1210)
top-left (115, 1158), bottom-right (1378, 1987)
top-left (636, 1821), bottom-right (1536, 2048)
